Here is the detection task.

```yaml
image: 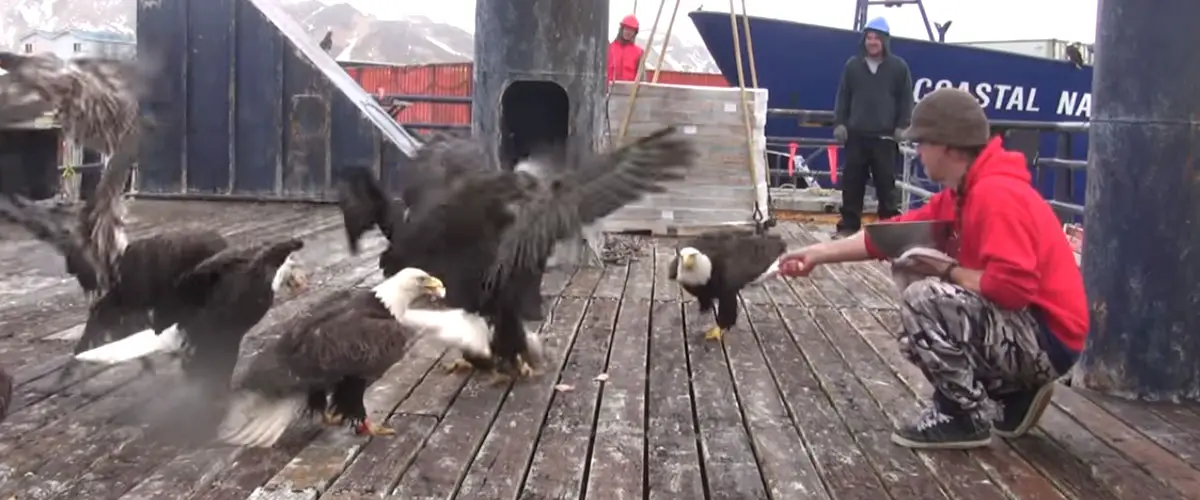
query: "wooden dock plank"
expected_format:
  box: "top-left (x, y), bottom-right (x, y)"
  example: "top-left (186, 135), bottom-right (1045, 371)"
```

top-left (842, 308), bottom-right (1070, 500)
top-left (390, 269), bottom-right (603, 500)
top-left (681, 291), bottom-right (769, 499)
top-left (584, 257), bottom-right (650, 500)
top-left (644, 274), bottom-right (705, 499)
top-left (7, 219), bottom-right (1200, 499)
top-left (452, 294), bottom-right (591, 499)
top-left (519, 266), bottom-right (628, 499)
top-left (830, 308), bottom-right (1009, 500)
top-left (320, 270), bottom-right (581, 499)
top-left (732, 297), bottom-right (831, 499)
top-left (758, 292), bottom-right (891, 500)
top-left (120, 233), bottom-right (388, 500)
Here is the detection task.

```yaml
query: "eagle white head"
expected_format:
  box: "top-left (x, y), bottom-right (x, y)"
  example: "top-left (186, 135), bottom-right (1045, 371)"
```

top-left (373, 268), bottom-right (446, 321)
top-left (676, 247), bottom-right (713, 285)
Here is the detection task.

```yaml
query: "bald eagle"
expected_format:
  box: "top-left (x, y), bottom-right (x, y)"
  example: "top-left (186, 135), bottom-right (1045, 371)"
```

top-left (340, 126), bottom-right (698, 384)
top-left (0, 51), bottom-right (152, 155)
top-left (319, 30), bottom-right (333, 52)
top-left (337, 133), bottom-right (545, 323)
top-left (0, 53), bottom-right (309, 385)
top-left (216, 267), bottom-right (490, 448)
top-left (0, 363), bottom-right (11, 423)
top-left (1065, 43), bottom-right (1084, 69)
top-left (668, 230), bottom-right (787, 341)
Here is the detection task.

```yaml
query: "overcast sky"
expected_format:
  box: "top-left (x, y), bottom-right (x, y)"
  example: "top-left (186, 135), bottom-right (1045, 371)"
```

top-left (326, 0), bottom-right (1098, 44)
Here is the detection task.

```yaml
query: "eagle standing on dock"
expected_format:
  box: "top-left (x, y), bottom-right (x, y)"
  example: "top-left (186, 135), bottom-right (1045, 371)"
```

top-left (0, 51), bottom-right (309, 387)
top-left (216, 267), bottom-right (491, 448)
top-left (669, 229), bottom-right (787, 341)
top-left (338, 127), bottom-right (698, 383)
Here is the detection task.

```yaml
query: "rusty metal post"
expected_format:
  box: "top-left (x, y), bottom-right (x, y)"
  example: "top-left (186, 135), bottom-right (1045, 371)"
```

top-left (472, 0), bottom-right (609, 266)
top-left (1077, 0), bottom-right (1200, 400)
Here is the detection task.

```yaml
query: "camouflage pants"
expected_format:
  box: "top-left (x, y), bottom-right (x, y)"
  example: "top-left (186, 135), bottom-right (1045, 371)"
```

top-left (899, 279), bottom-right (1061, 414)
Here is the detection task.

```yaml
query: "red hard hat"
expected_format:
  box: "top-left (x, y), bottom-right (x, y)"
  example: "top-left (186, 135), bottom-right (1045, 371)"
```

top-left (620, 15), bottom-right (639, 30)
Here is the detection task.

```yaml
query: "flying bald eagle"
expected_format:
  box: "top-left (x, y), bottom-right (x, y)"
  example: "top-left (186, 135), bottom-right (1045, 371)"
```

top-left (0, 51), bottom-right (153, 155)
top-left (0, 53), bottom-right (309, 385)
top-left (339, 126), bottom-right (698, 384)
top-left (216, 267), bottom-right (491, 448)
top-left (0, 363), bottom-right (11, 423)
top-left (669, 229), bottom-right (787, 341)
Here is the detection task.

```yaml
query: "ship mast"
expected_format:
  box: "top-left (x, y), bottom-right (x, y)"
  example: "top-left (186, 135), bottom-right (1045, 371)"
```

top-left (852, 0), bottom-right (938, 42)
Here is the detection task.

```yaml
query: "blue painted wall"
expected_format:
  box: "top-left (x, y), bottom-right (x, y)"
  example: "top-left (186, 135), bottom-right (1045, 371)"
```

top-left (136, 0), bottom-right (422, 199)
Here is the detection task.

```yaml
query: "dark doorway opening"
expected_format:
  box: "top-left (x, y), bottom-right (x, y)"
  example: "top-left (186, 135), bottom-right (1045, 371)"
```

top-left (499, 80), bottom-right (569, 171)
top-left (0, 129), bottom-right (61, 200)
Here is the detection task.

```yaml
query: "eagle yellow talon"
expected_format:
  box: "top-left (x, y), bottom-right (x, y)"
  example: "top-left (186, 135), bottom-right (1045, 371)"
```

top-left (442, 358), bottom-right (475, 374)
top-left (355, 420), bottom-right (396, 436)
top-left (703, 326), bottom-right (724, 341)
top-left (517, 359), bottom-right (536, 378)
top-left (321, 410), bottom-right (345, 427)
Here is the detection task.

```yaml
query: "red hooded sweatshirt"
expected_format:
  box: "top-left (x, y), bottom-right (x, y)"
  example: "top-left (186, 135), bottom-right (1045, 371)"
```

top-left (864, 137), bottom-right (1089, 352)
top-left (607, 39), bottom-right (644, 82)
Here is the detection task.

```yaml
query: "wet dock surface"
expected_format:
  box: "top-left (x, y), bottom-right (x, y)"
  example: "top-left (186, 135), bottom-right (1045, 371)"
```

top-left (1, 200), bottom-right (1199, 500)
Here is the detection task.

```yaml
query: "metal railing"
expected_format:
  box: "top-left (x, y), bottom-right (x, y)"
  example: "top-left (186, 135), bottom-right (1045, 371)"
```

top-left (765, 108), bottom-right (1088, 221)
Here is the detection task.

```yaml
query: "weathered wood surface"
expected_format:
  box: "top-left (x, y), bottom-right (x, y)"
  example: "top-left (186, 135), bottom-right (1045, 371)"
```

top-left (4, 212), bottom-right (1200, 499)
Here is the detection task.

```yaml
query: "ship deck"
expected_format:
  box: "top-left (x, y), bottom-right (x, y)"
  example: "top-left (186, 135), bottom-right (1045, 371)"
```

top-left (2, 200), bottom-right (1200, 500)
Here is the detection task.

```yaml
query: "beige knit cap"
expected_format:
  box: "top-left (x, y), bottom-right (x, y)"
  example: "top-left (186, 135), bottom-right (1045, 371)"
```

top-left (904, 88), bottom-right (991, 147)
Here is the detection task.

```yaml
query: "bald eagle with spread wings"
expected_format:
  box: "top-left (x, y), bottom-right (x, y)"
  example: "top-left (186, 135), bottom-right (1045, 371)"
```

top-left (217, 267), bottom-right (491, 447)
top-left (338, 126), bottom-right (698, 384)
top-left (0, 51), bottom-right (309, 388)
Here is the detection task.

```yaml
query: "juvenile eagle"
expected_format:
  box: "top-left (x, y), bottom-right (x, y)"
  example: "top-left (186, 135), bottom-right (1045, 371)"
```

top-left (669, 229), bottom-right (787, 341)
top-left (339, 127), bottom-right (697, 383)
top-left (216, 267), bottom-right (490, 448)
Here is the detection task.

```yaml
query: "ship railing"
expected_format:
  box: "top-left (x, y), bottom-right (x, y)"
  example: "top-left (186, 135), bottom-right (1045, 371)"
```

top-left (765, 108), bottom-right (1087, 221)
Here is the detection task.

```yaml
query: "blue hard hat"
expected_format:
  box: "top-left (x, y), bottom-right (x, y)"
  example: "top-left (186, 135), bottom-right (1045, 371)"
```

top-left (865, 17), bottom-right (890, 34)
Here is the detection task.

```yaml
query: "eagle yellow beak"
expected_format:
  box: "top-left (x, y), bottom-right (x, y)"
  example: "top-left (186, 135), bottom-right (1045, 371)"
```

top-left (423, 276), bottom-right (446, 298)
top-left (681, 254), bottom-right (696, 270)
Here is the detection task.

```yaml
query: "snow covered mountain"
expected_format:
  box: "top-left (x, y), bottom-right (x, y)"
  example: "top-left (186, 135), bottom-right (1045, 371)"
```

top-left (0, 0), bottom-right (719, 73)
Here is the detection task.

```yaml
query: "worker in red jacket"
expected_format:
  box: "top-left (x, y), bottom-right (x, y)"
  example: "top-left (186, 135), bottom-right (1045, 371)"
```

top-left (607, 15), bottom-right (645, 82)
top-left (777, 88), bottom-right (1088, 450)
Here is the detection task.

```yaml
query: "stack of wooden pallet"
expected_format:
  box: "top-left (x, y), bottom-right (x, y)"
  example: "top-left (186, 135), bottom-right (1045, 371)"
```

top-left (602, 81), bottom-right (769, 236)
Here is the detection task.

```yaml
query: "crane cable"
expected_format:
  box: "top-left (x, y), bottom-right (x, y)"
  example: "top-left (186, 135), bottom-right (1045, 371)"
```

top-left (727, 0), bottom-right (767, 231)
top-left (616, 0), bottom-right (672, 144)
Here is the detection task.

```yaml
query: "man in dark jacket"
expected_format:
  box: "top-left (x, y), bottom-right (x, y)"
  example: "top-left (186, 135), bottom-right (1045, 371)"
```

top-left (832, 16), bottom-right (914, 237)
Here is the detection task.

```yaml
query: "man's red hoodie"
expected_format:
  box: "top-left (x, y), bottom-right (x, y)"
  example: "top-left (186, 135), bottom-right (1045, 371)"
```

top-left (864, 137), bottom-right (1089, 352)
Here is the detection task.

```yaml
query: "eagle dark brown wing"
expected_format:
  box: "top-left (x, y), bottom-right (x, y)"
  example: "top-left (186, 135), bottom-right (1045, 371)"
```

top-left (688, 229), bottom-right (787, 290)
top-left (484, 126), bottom-right (698, 292)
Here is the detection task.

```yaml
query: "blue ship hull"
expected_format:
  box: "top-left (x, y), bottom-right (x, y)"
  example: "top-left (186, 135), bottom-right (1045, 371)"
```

top-left (689, 11), bottom-right (1092, 207)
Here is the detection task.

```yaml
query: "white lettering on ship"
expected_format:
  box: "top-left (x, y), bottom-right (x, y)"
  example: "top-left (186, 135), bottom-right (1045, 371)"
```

top-left (911, 78), bottom-right (1093, 119)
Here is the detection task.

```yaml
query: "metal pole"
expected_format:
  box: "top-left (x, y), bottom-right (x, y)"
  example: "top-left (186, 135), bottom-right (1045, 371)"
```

top-left (1077, 0), bottom-right (1200, 400)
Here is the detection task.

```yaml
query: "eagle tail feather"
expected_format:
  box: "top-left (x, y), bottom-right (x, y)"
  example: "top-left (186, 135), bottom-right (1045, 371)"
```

top-left (73, 324), bottom-right (184, 364)
top-left (217, 391), bottom-right (307, 448)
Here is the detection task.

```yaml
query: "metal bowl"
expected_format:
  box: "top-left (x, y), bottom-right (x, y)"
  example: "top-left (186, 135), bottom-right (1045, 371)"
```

top-left (863, 220), bottom-right (954, 260)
